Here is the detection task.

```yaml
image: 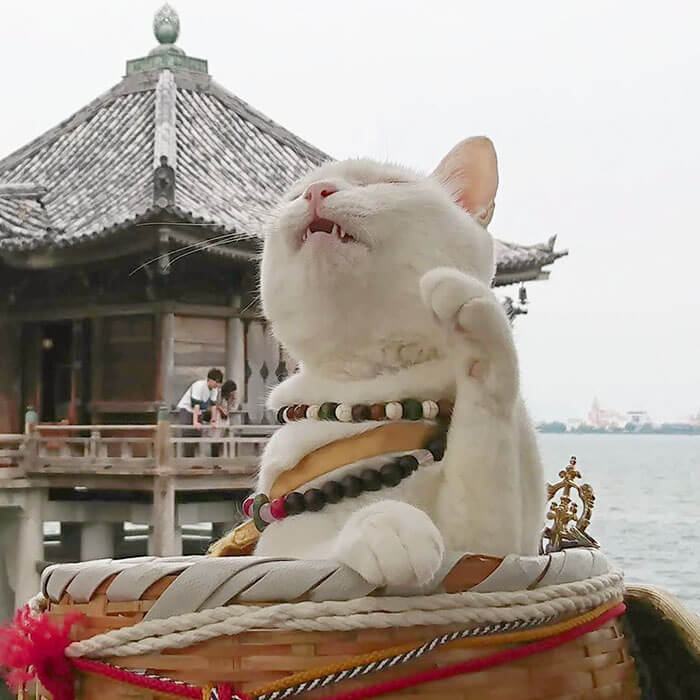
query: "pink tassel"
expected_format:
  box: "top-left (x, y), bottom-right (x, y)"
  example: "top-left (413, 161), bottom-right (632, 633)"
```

top-left (0, 606), bottom-right (81, 700)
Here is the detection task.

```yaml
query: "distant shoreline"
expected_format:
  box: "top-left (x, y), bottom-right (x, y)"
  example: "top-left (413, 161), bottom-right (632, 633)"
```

top-left (537, 429), bottom-right (699, 436)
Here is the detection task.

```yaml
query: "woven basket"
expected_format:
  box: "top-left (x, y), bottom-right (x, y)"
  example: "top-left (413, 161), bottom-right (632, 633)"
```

top-left (36, 569), bottom-right (641, 700)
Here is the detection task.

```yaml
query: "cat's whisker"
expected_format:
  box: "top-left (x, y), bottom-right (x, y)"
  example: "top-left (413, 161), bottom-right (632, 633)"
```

top-left (238, 295), bottom-right (261, 315)
top-left (130, 232), bottom-right (246, 276)
top-left (162, 233), bottom-right (248, 270)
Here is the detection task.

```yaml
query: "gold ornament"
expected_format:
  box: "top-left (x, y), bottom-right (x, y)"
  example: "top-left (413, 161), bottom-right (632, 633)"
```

top-left (540, 456), bottom-right (599, 554)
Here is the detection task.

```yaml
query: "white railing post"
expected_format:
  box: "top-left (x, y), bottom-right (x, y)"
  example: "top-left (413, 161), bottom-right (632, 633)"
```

top-left (89, 429), bottom-right (99, 460)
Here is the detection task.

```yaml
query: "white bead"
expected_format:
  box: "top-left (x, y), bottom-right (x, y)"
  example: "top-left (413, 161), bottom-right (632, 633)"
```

top-left (307, 405), bottom-right (320, 420)
top-left (259, 503), bottom-right (274, 523)
top-left (385, 401), bottom-right (403, 420)
top-left (336, 403), bottom-right (353, 422)
top-left (422, 400), bottom-right (439, 420)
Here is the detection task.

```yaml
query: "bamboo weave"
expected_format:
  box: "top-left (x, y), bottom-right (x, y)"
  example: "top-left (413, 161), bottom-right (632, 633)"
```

top-left (39, 574), bottom-right (641, 700)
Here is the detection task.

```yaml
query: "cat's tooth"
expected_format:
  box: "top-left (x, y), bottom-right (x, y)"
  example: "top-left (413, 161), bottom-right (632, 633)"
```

top-left (303, 227), bottom-right (310, 241)
top-left (332, 223), bottom-right (340, 238)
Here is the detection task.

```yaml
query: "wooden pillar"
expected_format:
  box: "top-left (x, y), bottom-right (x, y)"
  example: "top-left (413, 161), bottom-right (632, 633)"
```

top-left (225, 317), bottom-right (247, 405)
top-left (0, 512), bottom-right (19, 620)
top-left (21, 324), bottom-right (42, 425)
top-left (81, 523), bottom-right (117, 560)
top-left (150, 415), bottom-right (180, 555)
top-left (67, 320), bottom-right (83, 424)
top-left (150, 476), bottom-right (180, 556)
top-left (14, 489), bottom-right (45, 609)
top-left (0, 320), bottom-right (21, 432)
top-left (90, 317), bottom-right (104, 423)
top-left (157, 312), bottom-right (175, 407)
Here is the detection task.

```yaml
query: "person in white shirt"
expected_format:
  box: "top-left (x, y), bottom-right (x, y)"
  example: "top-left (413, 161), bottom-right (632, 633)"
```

top-left (176, 368), bottom-right (223, 456)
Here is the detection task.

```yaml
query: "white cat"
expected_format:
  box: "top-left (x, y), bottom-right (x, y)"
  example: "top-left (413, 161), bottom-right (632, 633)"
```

top-left (252, 137), bottom-right (544, 588)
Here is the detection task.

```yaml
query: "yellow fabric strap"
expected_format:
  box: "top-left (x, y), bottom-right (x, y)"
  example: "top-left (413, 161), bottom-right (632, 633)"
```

top-left (270, 422), bottom-right (436, 499)
top-left (209, 422), bottom-right (436, 557)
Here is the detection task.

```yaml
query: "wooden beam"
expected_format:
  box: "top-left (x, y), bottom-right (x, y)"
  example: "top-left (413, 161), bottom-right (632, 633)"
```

top-left (493, 269), bottom-right (551, 288)
top-left (1, 230), bottom-right (158, 270)
top-left (88, 401), bottom-right (160, 414)
top-left (3, 301), bottom-right (262, 323)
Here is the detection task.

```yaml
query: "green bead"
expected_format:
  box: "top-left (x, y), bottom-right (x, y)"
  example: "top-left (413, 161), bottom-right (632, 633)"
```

top-left (252, 493), bottom-right (270, 532)
top-left (319, 402), bottom-right (339, 420)
top-left (401, 399), bottom-right (423, 420)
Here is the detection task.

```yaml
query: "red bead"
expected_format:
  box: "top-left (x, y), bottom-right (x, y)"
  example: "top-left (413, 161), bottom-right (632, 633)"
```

top-left (294, 404), bottom-right (309, 420)
top-left (270, 498), bottom-right (287, 519)
top-left (285, 405), bottom-right (297, 421)
top-left (242, 496), bottom-right (254, 518)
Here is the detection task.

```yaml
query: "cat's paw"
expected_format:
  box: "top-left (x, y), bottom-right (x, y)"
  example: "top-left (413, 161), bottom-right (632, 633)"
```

top-left (333, 501), bottom-right (444, 587)
top-left (420, 267), bottom-right (490, 330)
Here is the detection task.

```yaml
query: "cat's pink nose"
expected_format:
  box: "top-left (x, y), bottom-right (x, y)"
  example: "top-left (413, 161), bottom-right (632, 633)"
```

top-left (304, 182), bottom-right (337, 212)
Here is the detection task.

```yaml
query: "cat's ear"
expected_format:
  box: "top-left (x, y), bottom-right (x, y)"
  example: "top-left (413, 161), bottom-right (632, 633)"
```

top-left (433, 137), bottom-right (498, 226)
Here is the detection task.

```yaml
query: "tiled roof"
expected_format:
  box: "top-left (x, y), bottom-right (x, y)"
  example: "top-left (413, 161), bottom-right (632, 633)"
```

top-left (0, 59), bottom-right (566, 284)
top-left (175, 84), bottom-right (325, 236)
top-left (0, 184), bottom-right (52, 241)
top-left (493, 236), bottom-right (568, 286)
top-left (0, 70), bottom-right (326, 252)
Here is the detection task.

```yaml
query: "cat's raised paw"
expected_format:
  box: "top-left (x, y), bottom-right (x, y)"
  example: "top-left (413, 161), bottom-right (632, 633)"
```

top-left (420, 267), bottom-right (489, 329)
top-left (333, 500), bottom-right (444, 587)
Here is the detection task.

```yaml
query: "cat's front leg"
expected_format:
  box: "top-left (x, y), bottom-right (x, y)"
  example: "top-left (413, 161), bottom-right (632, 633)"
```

top-left (420, 267), bottom-right (519, 411)
top-left (332, 500), bottom-right (444, 587)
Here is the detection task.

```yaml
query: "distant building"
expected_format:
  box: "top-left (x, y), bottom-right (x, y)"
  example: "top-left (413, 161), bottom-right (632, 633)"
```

top-left (626, 410), bottom-right (651, 426)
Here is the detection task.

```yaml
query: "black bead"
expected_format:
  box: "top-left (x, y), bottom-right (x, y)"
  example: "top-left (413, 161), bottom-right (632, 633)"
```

top-left (284, 491), bottom-right (306, 515)
top-left (341, 475), bottom-right (364, 498)
top-left (322, 480), bottom-right (345, 504)
top-left (398, 454), bottom-right (419, 477)
top-left (360, 469), bottom-right (382, 491)
top-left (379, 462), bottom-right (403, 487)
top-left (427, 437), bottom-right (446, 461)
top-left (303, 488), bottom-right (326, 511)
top-left (277, 407), bottom-right (288, 424)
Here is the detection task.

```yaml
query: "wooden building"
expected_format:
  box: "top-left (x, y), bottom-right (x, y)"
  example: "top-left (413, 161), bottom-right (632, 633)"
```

top-left (0, 5), bottom-right (566, 434)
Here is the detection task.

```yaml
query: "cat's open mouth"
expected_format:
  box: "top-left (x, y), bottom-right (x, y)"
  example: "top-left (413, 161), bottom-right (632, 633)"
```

top-left (302, 217), bottom-right (355, 244)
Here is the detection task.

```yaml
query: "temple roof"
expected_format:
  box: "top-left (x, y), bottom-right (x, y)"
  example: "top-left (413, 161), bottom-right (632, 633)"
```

top-left (0, 5), bottom-right (566, 286)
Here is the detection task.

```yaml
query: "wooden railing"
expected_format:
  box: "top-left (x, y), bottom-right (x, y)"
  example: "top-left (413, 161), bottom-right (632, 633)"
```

top-left (0, 422), bottom-right (277, 478)
top-left (0, 434), bottom-right (24, 478)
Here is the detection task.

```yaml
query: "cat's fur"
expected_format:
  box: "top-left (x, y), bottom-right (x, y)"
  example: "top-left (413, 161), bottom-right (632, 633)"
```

top-left (254, 137), bottom-right (544, 587)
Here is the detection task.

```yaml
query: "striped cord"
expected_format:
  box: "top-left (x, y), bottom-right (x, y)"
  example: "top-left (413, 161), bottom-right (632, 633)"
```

top-left (257, 615), bottom-right (556, 700)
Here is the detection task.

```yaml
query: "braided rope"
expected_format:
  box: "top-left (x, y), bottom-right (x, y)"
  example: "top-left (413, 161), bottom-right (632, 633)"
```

top-left (65, 572), bottom-right (623, 659)
top-left (252, 600), bottom-right (619, 700)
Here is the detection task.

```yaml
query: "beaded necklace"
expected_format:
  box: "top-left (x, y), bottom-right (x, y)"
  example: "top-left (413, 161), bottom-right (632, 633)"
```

top-left (243, 422), bottom-right (449, 533)
top-left (277, 398), bottom-right (454, 424)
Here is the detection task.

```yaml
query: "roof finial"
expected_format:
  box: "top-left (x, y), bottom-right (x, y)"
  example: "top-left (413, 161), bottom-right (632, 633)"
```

top-left (126, 3), bottom-right (207, 75)
top-left (153, 4), bottom-right (180, 46)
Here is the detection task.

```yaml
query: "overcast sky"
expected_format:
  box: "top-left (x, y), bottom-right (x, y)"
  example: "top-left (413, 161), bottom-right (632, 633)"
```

top-left (2, 1), bottom-right (698, 422)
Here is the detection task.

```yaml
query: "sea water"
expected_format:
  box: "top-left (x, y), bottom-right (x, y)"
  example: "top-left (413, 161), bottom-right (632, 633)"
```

top-left (538, 433), bottom-right (700, 613)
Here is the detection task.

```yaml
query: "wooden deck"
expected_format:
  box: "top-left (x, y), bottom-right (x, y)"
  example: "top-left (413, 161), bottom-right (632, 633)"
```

top-left (0, 421), bottom-right (275, 479)
top-left (0, 421), bottom-right (276, 615)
